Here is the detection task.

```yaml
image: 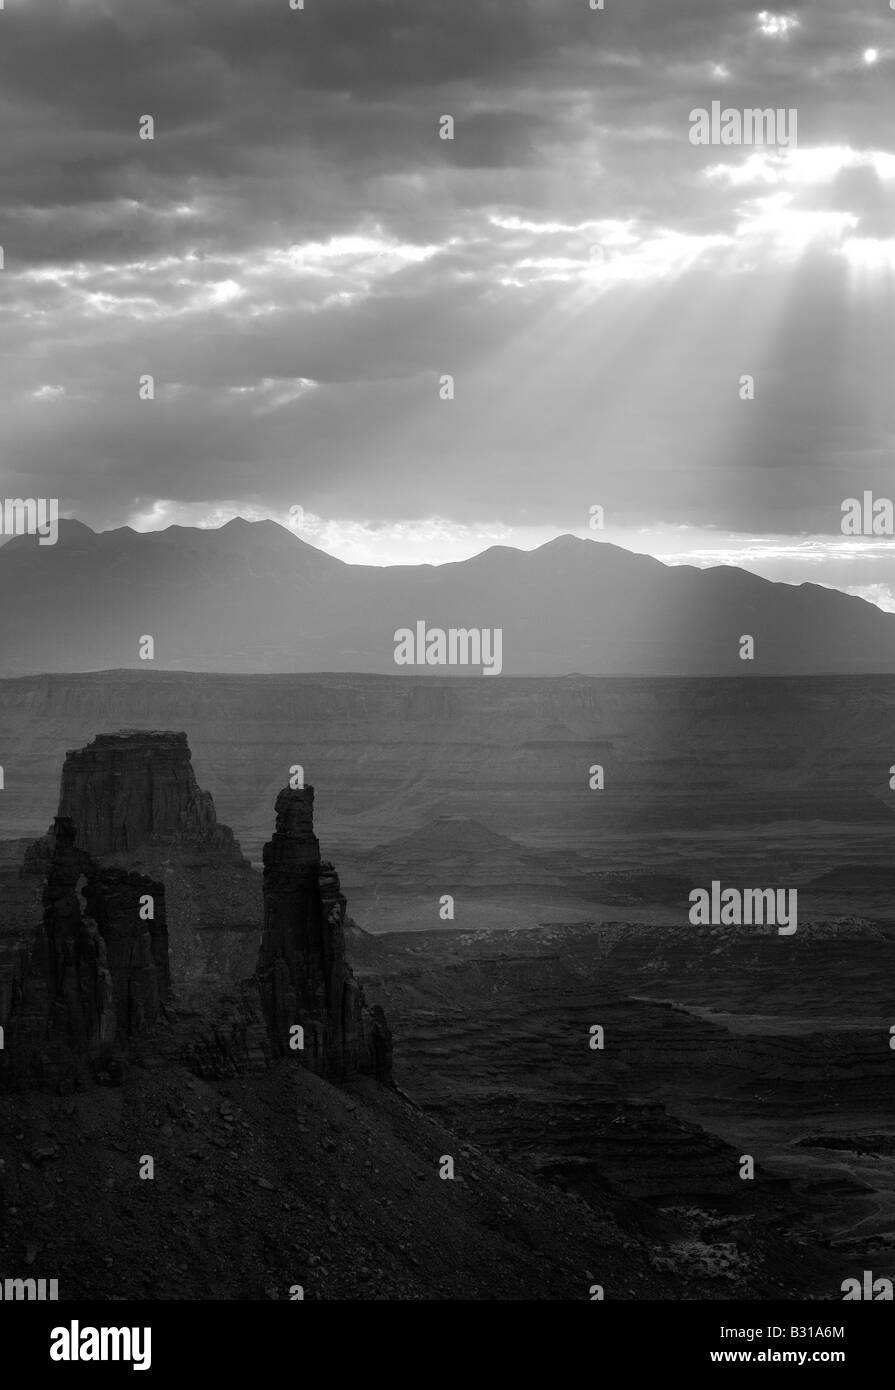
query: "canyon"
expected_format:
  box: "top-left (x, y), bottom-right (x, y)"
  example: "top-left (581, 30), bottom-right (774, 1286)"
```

top-left (2, 671), bottom-right (895, 879)
top-left (0, 674), bottom-right (892, 1298)
top-left (355, 920), bottom-right (895, 1298)
top-left (0, 728), bottom-right (692, 1298)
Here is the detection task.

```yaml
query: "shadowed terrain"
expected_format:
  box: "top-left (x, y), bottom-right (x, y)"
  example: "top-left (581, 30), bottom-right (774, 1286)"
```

top-left (1, 674), bottom-right (892, 1299)
top-left (354, 920), bottom-right (895, 1299)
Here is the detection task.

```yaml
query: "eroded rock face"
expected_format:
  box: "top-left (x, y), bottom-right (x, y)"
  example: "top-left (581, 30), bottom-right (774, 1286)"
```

top-left (57, 730), bottom-right (244, 861)
top-left (2, 741), bottom-right (390, 1091)
top-left (257, 787), bottom-right (392, 1083)
top-left (1, 818), bottom-right (169, 1085)
top-left (52, 730), bottom-right (257, 1000)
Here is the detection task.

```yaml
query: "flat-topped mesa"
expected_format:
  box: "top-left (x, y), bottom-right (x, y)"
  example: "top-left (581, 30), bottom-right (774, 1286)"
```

top-left (57, 731), bottom-right (243, 861)
top-left (257, 786), bottom-right (392, 1084)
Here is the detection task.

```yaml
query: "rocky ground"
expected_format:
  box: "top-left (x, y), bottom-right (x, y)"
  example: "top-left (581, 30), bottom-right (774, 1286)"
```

top-left (0, 1056), bottom-right (692, 1301)
top-left (354, 920), bottom-right (895, 1299)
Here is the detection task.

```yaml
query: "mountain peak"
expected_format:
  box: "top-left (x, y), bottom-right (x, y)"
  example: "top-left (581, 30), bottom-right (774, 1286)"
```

top-left (0, 517), bottom-right (96, 551)
top-left (538, 533), bottom-right (588, 549)
top-left (218, 516), bottom-right (279, 532)
top-left (1, 515), bottom-right (894, 676)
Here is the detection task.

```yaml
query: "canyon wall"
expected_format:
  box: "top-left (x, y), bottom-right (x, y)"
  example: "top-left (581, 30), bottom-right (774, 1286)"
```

top-left (1, 674), bottom-right (893, 878)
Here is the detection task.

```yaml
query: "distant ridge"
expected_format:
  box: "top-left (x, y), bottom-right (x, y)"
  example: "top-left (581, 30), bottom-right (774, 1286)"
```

top-left (2, 517), bottom-right (895, 675)
top-left (359, 816), bottom-right (564, 889)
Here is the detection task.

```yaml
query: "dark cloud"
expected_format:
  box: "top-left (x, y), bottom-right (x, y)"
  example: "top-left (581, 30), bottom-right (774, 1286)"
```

top-left (0, 0), bottom-right (894, 558)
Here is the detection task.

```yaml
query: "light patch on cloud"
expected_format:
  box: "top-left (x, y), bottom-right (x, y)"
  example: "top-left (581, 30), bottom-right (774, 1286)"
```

top-left (128, 499), bottom-right (278, 532)
top-left (122, 502), bottom-right (558, 566)
top-left (841, 582), bottom-right (895, 612)
top-left (490, 214), bottom-right (608, 235)
top-left (284, 512), bottom-right (538, 566)
top-left (267, 232), bottom-right (441, 280)
top-left (707, 147), bottom-right (895, 189)
top-left (205, 279), bottom-right (243, 306)
top-left (498, 225), bottom-right (733, 287)
top-left (736, 197), bottom-right (858, 253)
top-left (756, 11), bottom-right (800, 39)
top-left (224, 377), bottom-right (318, 412)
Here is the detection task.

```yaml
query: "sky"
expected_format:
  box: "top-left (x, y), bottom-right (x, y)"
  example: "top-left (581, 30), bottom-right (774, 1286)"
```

top-left (2, 0), bottom-right (895, 599)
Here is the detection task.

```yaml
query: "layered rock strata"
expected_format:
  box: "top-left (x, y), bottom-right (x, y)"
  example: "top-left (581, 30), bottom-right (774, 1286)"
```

top-left (53, 731), bottom-right (257, 997)
top-left (56, 730), bottom-right (244, 861)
